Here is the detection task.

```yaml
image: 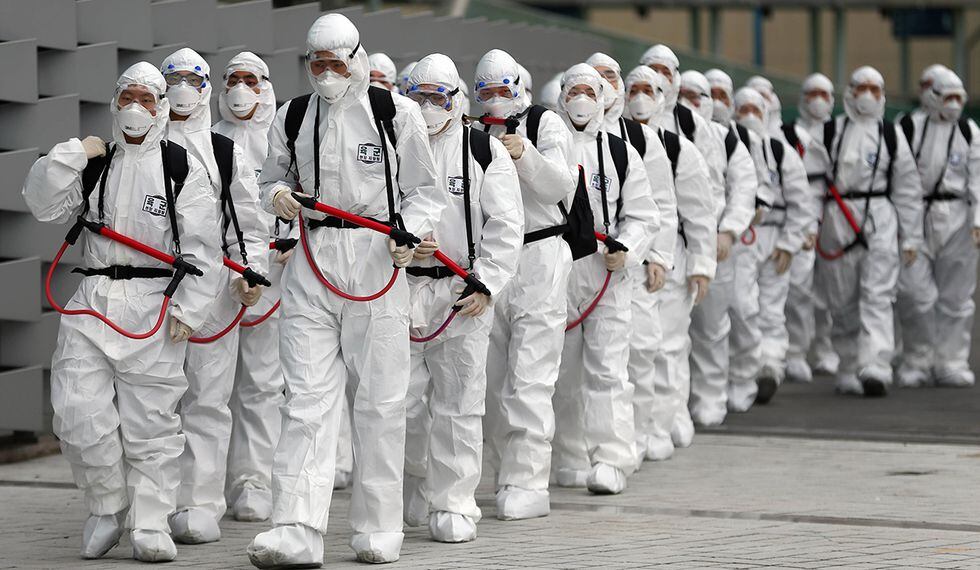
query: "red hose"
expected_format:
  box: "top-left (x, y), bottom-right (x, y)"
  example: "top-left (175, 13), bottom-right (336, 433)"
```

top-left (240, 300), bottom-right (280, 328)
top-left (410, 310), bottom-right (459, 343)
top-left (565, 270), bottom-right (612, 332)
top-left (741, 226), bottom-right (757, 246)
top-left (817, 183), bottom-right (866, 261)
top-left (45, 241), bottom-right (170, 340)
top-left (298, 211), bottom-right (399, 302)
top-left (188, 304), bottom-right (247, 344)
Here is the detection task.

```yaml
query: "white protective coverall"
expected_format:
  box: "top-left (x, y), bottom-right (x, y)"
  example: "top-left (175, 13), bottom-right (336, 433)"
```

top-left (622, 65), bottom-right (715, 459)
top-left (551, 64), bottom-right (659, 495)
top-left (212, 51), bottom-right (294, 523)
top-left (783, 73), bottom-right (839, 383)
top-left (540, 72), bottom-right (563, 113)
top-left (591, 57), bottom-right (679, 466)
top-left (517, 63), bottom-right (533, 106)
top-left (816, 66), bottom-right (924, 396)
top-left (246, 14), bottom-right (445, 567)
top-left (896, 68), bottom-right (980, 388)
top-left (369, 52), bottom-right (398, 92)
top-left (401, 54), bottom-right (524, 541)
top-left (479, 49), bottom-right (577, 519)
top-left (23, 62), bottom-right (220, 562)
top-left (683, 70), bottom-right (759, 426)
top-left (161, 48), bottom-right (269, 545)
top-left (639, 46), bottom-right (722, 449)
top-left (726, 87), bottom-right (816, 410)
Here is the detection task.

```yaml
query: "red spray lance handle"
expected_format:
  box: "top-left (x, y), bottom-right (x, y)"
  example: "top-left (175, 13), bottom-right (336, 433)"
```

top-left (595, 231), bottom-right (629, 254)
top-left (222, 257), bottom-right (272, 288)
top-left (471, 115), bottom-right (520, 135)
top-left (291, 193), bottom-right (420, 248)
top-left (826, 183), bottom-right (868, 249)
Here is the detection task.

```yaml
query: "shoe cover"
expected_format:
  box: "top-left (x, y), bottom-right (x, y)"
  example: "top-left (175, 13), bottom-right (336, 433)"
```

top-left (428, 511), bottom-right (477, 543)
top-left (169, 508), bottom-right (221, 544)
top-left (586, 463), bottom-right (626, 495)
top-left (785, 357), bottom-right (813, 383)
top-left (858, 366), bottom-right (890, 397)
top-left (81, 512), bottom-right (123, 559)
top-left (727, 382), bottom-right (758, 412)
top-left (755, 376), bottom-right (778, 405)
top-left (935, 369), bottom-right (975, 388)
top-left (247, 524), bottom-right (324, 569)
top-left (643, 434), bottom-right (674, 461)
top-left (234, 485), bottom-right (273, 522)
top-left (670, 414), bottom-right (694, 448)
top-left (131, 529), bottom-right (177, 563)
top-left (692, 408), bottom-right (726, 427)
top-left (351, 531), bottom-right (403, 563)
top-left (812, 355), bottom-right (839, 376)
top-left (553, 468), bottom-right (588, 488)
top-left (835, 373), bottom-right (864, 395)
top-left (896, 365), bottom-right (930, 389)
top-left (333, 470), bottom-right (351, 490)
top-left (403, 474), bottom-right (429, 527)
top-left (495, 486), bottom-right (550, 521)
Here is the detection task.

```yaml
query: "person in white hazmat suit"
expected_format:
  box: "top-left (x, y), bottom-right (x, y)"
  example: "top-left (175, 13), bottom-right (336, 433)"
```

top-left (401, 53), bottom-right (524, 543)
top-left (781, 73), bottom-right (840, 383)
top-left (478, 48), bottom-right (577, 521)
top-left (622, 65), bottom-right (714, 460)
top-left (369, 52), bottom-right (398, 92)
top-left (159, 48), bottom-right (270, 545)
top-left (517, 63), bottom-right (533, 107)
top-left (246, 14), bottom-right (445, 567)
top-left (638, 47), bottom-right (721, 449)
top-left (540, 72), bottom-right (564, 112)
top-left (895, 68), bottom-right (980, 388)
top-left (816, 66), bottom-right (923, 397)
top-left (725, 87), bottom-right (816, 410)
top-left (898, 64), bottom-right (951, 126)
top-left (585, 54), bottom-right (677, 467)
top-left (397, 61), bottom-right (418, 95)
top-left (23, 62), bottom-right (221, 562)
top-left (551, 63), bottom-right (659, 495)
top-left (679, 70), bottom-right (759, 426)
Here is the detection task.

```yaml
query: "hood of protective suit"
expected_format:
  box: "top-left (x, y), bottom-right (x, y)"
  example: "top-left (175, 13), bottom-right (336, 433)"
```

top-left (623, 65), bottom-right (666, 124)
top-left (558, 63), bottom-right (605, 137)
top-left (704, 68), bottom-right (734, 124)
top-left (474, 49), bottom-right (525, 116)
top-left (747, 75), bottom-right (781, 128)
top-left (369, 52), bottom-right (398, 91)
top-left (540, 72), bottom-right (563, 112)
top-left (306, 13), bottom-right (369, 104)
top-left (639, 44), bottom-right (680, 110)
top-left (161, 47), bottom-right (212, 129)
top-left (398, 61), bottom-right (417, 94)
top-left (798, 72), bottom-right (835, 124)
top-left (928, 67), bottom-right (968, 122)
top-left (218, 51), bottom-right (276, 127)
top-left (843, 65), bottom-right (885, 122)
top-left (110, 62), bottom-right (170, 147)
top-left (680, 70), bottom-right (712, 123)
top-left (408, 53), bottom-right (463, 139)
top-left (734, 86), bottom-right (768, 137)
top-left (517, 63), bottom-right (533, 107)
top-left (920, 63), bottom-right (950, 112)
top-left (587, 52), bottom-right (625, 126)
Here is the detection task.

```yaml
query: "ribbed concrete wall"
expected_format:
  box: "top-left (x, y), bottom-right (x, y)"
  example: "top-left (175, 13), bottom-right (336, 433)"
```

top-left (0, 0), bottom-right (611, 432)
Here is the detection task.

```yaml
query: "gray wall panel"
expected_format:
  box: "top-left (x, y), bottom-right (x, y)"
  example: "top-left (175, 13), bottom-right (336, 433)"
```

top-left (0, 150), bottom-right (37, 213)
top-left (0, 313), bottom-right (60, 369)
top-left (38, 42), bottom-right (118, 103)
top-left (0, 257), bottom-right (40, 322)
top-left (0, 40), bottom-right (38, 103)
top-left (152, 0), bottom-right (218, 54)
top-left (0, 0), bottom-right (76, 50)
top-left (77, 0), bottom-right (153, 51)
top-left (216, 1), bottom-right (274, 55)
top-left (0, 366), bottom-right (47, 431)
top-left (0, 95), bottom-right (79, 154)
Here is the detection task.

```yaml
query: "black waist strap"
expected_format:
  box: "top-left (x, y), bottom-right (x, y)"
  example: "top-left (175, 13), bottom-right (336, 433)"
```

top-left (524, 224), bottom-right (567, 245)
top-left (406, 266), bottom-right (456, 279)
top-left (308, 215), bottom-right (388, 230)
top-left (925, 192), bottom-right (964, 202)
top-left (73, 265), bottom-right (174, 280)
top-left (828, 190), bottom-right (890, 200)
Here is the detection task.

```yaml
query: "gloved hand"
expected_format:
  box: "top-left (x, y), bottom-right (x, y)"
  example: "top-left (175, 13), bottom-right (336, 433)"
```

top-left (169, 316), bottom-right (193, 343)
top-left (500, 134), bottom-right (524, 160)
top-left (646, 262), bottom-right (666, 293)
top-left (388, 238), bottom-right (413, 267)
top-left (973, 228), bottom-right (980, 248)
top-left (414, 237), bottom-right (439, 260)
top-left (717, 231), bottom-right (735, 262)
top-left (771, 248), bottom-right (793, 275)
top-left (902, 248), bottom-right (918, 266)
top-left (688, 275), bottom-right (710, 305)
top-left (802, 233), bottom-right (816, 251)
top-left (232, 277), bottom-right (262, 307)
top-left (604, 249), bottom-right (627, 271)
top-left (752, 207), bottom-right (765, 226)
top-left (81, 136), bottom-right (106, 159)
top-left (273, 188), bottom-right (303, 220)
top-left (275, 248), bottom-right (294, 265)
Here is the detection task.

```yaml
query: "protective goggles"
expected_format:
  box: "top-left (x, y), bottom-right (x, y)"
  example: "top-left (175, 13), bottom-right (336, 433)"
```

top-left (596, 67), bottom-right (620, 84)
top-left (475, 76), bottom-right (520, 101)
top-left (305, 45), bottom-right (360, 77)
top-left (406, 84), bottom-right (458, 109)
top-left (164, 72), bottom-right (206, 88)
top-left (114, 84), bottom-right (161, 109)
top-left (224, 72), bottom-right (265, 89)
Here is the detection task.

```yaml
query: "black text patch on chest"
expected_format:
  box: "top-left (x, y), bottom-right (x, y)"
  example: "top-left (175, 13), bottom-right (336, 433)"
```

top-left (590, 173), bottom-right (612, 192)
top-left (447, 176), bottom-right (466, 196)
top-left (357, 143), bottom-right (383, 164)
top-left (142, 195), bottom-right (168, 217)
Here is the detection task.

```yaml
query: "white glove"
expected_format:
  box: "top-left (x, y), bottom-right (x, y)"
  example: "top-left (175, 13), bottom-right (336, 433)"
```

top-left (389, 238), bottom-right (413, 268)
top-left (169, 316), bottom-right (193, 343)
top-left (273, 188), bottom-right (303, 220)
top-left (81, 136), bottom-right (106, 160)
top-left (232, 277), bottom-right (262, 307)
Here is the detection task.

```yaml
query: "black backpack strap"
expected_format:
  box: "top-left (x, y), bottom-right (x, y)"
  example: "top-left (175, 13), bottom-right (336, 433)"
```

top-left (959, 117), bottom-right (973, 145)
top-left (211, 132), bottom-right (249, 265)
top-left (160, 140), bottom-right (189, 254)
top-left (622, 118), bottom-right (646, 158)
top-left (899, 113), bottom-right (915, 145)
top-left (883, 120), bottom-right (897, 196)
top-left (468, 128), bottom-right (493, 172)
top-left (660, 129), bottom-right (680, 180)
top-left (82, 144), bottom-right (117, 222)
top-left (525, 104), bottom-right (547, 148)
top-left (823, 119), bottom-right (837, 164)
top-left (367, 85), bottom-right (400, 227)
top-left (736, 123), bottom-right (750, 149)
top-left (284, 93), bottom-right (312, 180)
top-left (724, 127), bottom-right (738, 161)
top-left (608, 133), bottom-right (629, 224)
top-left (461, 126), bottom-right (476, 269)
top-left (781, 123), bottom-right (803, 157)
top-left (675, 105), bottom-right (696, 142)
top-left (770, 138), bottom-right (785, 188)
top-left (596, 133), bottom-right (611, 232)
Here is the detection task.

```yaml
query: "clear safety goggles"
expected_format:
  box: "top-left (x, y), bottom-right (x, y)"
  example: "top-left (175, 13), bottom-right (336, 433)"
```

top-left (305, 46), bottom-right (359, 77)
top-left (596, 67), bottom-right (620, 84)
top-left (475, 77), bottom-right (519, 102)
top-left (164, 71), bottom-right (206, 88)
top-left (406, 84), bottom-right (458, 109)
top-left (114, 84), bottom-right (161, 110)
top-left (224, 71), bottom-right (264, 89)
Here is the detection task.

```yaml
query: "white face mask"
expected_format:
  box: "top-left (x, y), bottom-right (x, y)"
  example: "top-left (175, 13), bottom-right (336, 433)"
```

top-left (116, 103), bottom-right (155, 137)
top-left (566, 94), bottom-right (598, 126)
top-left (712, 99), bottom-right (732, 123)
top-left (166, 82), bottom-right (202, 116)
top-left (941, 100), bottom-right (963, 122)
top-left (312, 69), bottom-right (351, 103)
top-left (806, 97), bottom-right (832, 121)
top-left (482, 95), bottom-right (514, 119)
top-left (420, 102), bottom-right (452, 135)
top-left (370, 81), bottom-right (391, 92)
top-left (225, 83), bottom-right (260, 119)
top-left (738, 113), bottom-right (765, 136)
top-left (628, 93), bottom-right (655, 121)
top-left (853, 91), bottom-right (880, 116)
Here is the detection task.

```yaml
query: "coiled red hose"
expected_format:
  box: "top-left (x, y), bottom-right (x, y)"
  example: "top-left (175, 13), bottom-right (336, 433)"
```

top-left (565, 270), bottom-right (612, 332)
top-left (240, 300), bottom-right (280, 328)
top-left (188, 304), bottom-right (247, 344)
top-left (410, 310), bottom-right (459, 343)
top-left (741, 226), bottom-right (757, 246)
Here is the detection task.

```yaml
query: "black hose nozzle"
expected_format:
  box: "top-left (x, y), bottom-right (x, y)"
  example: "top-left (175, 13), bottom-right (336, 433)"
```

top-left (172, 255), bottom-right (203, 277)
top-left (242, 267), bottom-right (272, 288)
top-left (463, 274), bottom-right (491, 297)
top-left (290, 192), bottom-right (317, 210)
top-left (272, 238), bottom-right (298, 253)
top-left (603, 236), bottom-right (629, 254)
top-left (389, 226), bottom-right (422, 248)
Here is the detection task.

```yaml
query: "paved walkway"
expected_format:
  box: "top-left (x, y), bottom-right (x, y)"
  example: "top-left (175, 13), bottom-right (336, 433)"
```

top-left (1, 434), bottom-right (978, 569)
